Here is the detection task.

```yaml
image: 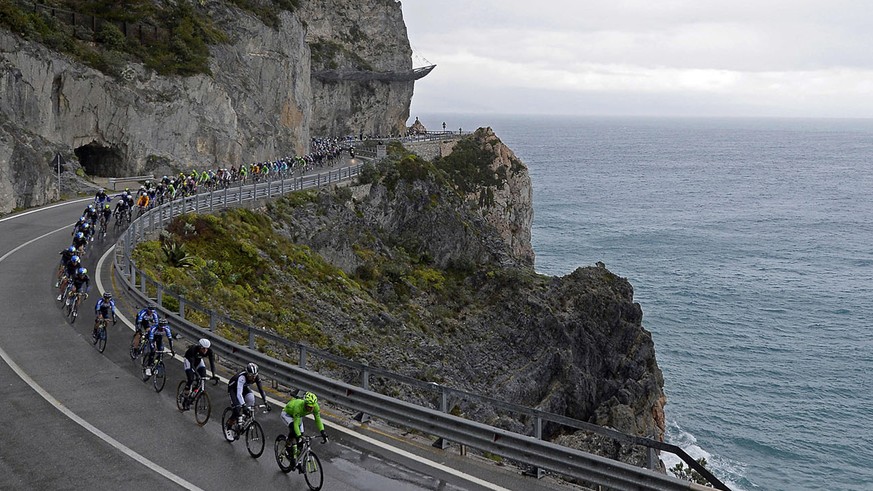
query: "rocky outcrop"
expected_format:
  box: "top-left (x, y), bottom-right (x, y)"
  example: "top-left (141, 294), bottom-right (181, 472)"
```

top-left (0, 0), bottom-right (414, 212)
top-left (265, 130), bottom-right (665, 450)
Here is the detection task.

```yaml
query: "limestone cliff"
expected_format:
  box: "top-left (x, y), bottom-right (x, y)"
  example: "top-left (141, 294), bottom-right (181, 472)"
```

top-left (0, 0), bottom-right (414, 213)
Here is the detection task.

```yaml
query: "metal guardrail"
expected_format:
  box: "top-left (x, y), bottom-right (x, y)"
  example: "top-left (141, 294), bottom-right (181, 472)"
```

top-left (108, 175), bottom-right (155, 190)
top-left (111, 165), bottom-right (728, 491)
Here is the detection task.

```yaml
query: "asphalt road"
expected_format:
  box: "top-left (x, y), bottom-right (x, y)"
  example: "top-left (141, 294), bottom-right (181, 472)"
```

top-left (0, 188), bottom-right (571, 491)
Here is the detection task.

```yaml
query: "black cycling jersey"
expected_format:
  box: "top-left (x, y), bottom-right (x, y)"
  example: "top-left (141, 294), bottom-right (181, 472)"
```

top-left (184, 344), bottom-right (216, 373)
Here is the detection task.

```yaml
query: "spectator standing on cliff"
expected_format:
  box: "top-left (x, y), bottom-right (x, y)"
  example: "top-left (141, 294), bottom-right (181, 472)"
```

top-left (442, 122), bottom-right (447, 132)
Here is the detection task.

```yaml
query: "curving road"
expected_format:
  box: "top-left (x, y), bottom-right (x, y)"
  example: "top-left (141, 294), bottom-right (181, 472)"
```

top-left (0, 189), bottom-right (563, 490)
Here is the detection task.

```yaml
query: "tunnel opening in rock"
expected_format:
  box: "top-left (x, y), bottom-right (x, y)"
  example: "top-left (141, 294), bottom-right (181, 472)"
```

top-left (74, 141), bottom-right (123, 177)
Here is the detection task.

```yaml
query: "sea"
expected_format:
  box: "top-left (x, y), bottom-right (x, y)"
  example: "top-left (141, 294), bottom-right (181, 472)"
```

top-left (413, 114), bottom-right (873, 491)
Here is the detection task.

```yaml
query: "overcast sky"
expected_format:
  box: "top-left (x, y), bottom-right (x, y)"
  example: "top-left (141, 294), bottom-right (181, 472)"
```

top-left (400, 1), bottom-right (873, 118)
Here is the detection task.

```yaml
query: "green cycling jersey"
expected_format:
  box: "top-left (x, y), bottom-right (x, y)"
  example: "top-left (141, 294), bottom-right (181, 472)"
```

top-left (283, 398), bottom-right (324, 436)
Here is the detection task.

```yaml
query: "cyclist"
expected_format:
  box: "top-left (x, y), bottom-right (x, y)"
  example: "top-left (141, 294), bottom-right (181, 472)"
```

top-left (93, 292), bottom-right (117, 339)
top-left (94, 188), bottom-right (110, 205)
top-left (113, 195), bottom-right (130, 222)
top-left (135, 303), bottom-right (159, 333)
top-left (72, 231), bottom-right (88, 255)
top-left (225, 363), bottom-right (270, 433)
top-left (57, 252), bottom-right (80, 296)
top-left (56, 246), bottom-right (77, 287)
top-left (99, 203), bottom-right (112, 234)
top-left (83, 204), bottom-right (100, 226)
top-left (143, 318), bottom-right (174, 377)
top-left (136, 193), bottom-right (150, 212)
top-left (281, 391), bottom-right (328, 468)
top-left (67, 267), bottom-right (90, 305)
top-left (72, 216), bottom-right (89, 235)
top-left (181, 338), bottom-right (218, 409)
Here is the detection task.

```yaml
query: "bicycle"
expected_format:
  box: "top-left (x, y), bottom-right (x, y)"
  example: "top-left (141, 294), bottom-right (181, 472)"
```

top-left (176, 373), bottom-right (219, 426)
top-left (98, 215), bottom-right (109, 238)
top-left (141, 348), bottom-right (171, 392)
top-left (92, 317), bottom-right (111, 353)
top-left (221, 404), bottom-right (269, 458)
top-left (65, 291), bottom-right (86, 322)
top-left (129, 328), bottom-right (145, 360)
top-left (274, 434), bottom-right (324, 490)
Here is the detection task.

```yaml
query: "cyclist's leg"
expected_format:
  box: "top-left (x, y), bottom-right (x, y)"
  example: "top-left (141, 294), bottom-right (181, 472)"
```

top-left (183, 359), bottom-right (194, 390)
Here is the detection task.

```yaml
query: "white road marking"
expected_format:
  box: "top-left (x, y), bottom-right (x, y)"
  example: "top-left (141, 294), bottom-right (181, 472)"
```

top-left (0, 198), bottom-right (92, 223)
top-left (0, 220), bottom-right (202, 491)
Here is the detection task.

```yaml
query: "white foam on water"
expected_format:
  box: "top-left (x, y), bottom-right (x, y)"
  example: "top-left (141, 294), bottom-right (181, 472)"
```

top-left (664, 420), bottom-right (755, 491)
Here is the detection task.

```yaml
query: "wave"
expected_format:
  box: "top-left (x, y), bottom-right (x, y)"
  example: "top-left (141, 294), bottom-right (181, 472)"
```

top-left (664, 420), bottom-right (756, 491)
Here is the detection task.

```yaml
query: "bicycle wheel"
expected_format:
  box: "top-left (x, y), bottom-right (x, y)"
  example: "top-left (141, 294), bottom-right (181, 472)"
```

top-left (221, 407), bottom-right (236, 442)
top-left (303, 451), bottom-right (324, 490)
top-left (97, 325), bottom-right (107, 353)
top-left (176, 381), bottom-right (187, 411)
top-left (274, 435), bottom-right (294, 473)
top-left (194, 391), bottom-right (211, 426)
top-left (129, 331), bottom-right (142, 360)
top-left (153, 361), bottom-right (166, 392)
top-left (70, 297), bottom-right (79, 322)
top-left (245, 421), bottom-right (265, 458)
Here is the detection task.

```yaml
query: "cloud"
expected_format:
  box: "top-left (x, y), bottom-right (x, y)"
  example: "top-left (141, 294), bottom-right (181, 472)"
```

top-left (402, 1), bottom-right (873, 117)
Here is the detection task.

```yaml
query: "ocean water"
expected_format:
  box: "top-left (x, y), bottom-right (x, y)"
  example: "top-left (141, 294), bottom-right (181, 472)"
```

top-left (414, 114), bottom-right (873, 490)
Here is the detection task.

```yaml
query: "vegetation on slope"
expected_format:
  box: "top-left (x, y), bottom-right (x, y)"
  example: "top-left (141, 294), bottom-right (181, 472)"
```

top-left (0, 1), bottom-right (299, 76)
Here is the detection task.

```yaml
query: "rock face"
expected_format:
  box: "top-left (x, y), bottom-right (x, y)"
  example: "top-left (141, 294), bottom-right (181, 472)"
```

top-left (0, 1), bottom-right (414, 213)
top-left (268, 130), bottom-right (666, 455)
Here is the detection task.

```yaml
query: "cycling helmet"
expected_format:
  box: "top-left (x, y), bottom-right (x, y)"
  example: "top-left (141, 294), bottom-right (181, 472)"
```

top-left (67, 245), bottom-right (76, 253)
top-left (147, 302), bottom-right (157, 310)
top-left (81, 222), bottom-right (89, 229)
top-left (74, 232), bottom-right (84, 239)
top-left (199, 338), bottom-right (211, 349)
top-left (104, 203), bottom-right (111, 210)
top-left (88, 204), bottom-right (95, 211)
top-left (70, 255), bottom-right (80, 264)
top-left (76, 267), bottom-right (87, 275)
top-left (303, 392), bottom-right (318, 406)
top-left (79, 216), bottom-right (87, 222)
top-left (245, 363), bottom-right (258, 376)
top-left (103, 292), bottom-right (112, 299)
top-left (158, 317), bottom-right (168, 325)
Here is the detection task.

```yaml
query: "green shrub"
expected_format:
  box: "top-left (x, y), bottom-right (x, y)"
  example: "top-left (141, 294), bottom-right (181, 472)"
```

top-left (95, 22), bottom-right (125, 50)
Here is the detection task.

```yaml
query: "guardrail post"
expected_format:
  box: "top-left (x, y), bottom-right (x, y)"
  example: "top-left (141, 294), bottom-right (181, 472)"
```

top-left (281, 176), bottom-right (285, 195)
top-left (647, 447), bottom-right (659, 471)
top-left (298, 345), bottom-right (307, 369)
top-left (140, 272), bottom-right (146, 294)
top-left (224, 186), bottom-right (228, 207)
top-left (317, 173), bottom-right (321, 187)
top-left (248, 327), bottom-right (256, 349)
top-left (432, 386), bottom-right (450, 449)
top-left (353, 366), bottom-right (372, 423)
top-left (209, 311), bottom-right (217, 332)
top-left (156, 284), bottom-right (163, 307)
top-left (130, 263), bottom-right (136, 287)
top-left (210, 190), bottom-right (214, 212)
top-left (169, 198), bottom-right (174, 219)
top-left (179, 297), bottom-right (185, 319)
top-left (523, 417), bottom-right (546, 478)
